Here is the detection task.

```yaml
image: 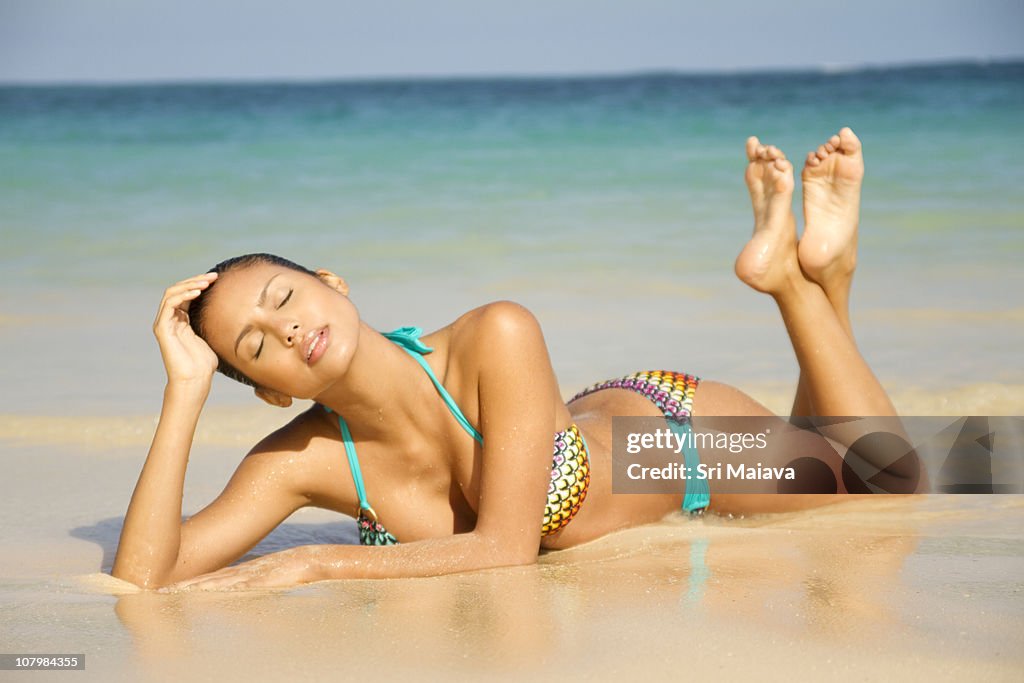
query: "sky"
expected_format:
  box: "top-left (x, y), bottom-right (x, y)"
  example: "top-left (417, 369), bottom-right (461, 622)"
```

top-left (1, 0), bottom-right (1022, 83)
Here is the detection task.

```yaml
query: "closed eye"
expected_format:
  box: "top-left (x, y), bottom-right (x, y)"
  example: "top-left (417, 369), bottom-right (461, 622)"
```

top-left (254, 289), bottom-right (293, 360)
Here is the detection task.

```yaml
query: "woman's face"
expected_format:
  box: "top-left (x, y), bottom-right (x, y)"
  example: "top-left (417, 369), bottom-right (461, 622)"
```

top-left (201, 262), bottom-right (360, 400)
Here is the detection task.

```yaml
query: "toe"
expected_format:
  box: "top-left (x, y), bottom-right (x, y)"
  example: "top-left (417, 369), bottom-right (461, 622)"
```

top-left (745, 162), bottom-right (765, 192)
top-left (838, 127), bottom-right (861, 153)
top-left (805, 151), bottom-right (819, 167)
top-left (746, 137), bottom-right (760, 161)
top-left (816, 145), bottom-right (829, 159)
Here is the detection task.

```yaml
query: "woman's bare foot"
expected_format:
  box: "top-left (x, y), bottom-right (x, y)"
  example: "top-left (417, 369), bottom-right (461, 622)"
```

top-left (736, 137), bottom-right (799, 294)
top-left (799, 127), bottom-right (863, 295)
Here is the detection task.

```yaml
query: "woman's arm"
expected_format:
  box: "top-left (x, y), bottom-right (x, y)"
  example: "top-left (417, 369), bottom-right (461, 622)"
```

top-left (113, 406), bottom-right (318, 588)
top-left (344, 302), bottom-right (557, 570)
top-left (164, 533), bottom-right (518, 591)
top-left (112, 273), bottom-right (308, 588)
top-left (165, 301), bottom-right (559, 590)
top-left (112, 274), bottom-right (219, 586)
top-left (112, 380), bottom-right (208, 586)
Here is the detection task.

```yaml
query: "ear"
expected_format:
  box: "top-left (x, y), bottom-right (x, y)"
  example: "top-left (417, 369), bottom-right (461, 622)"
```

top-left (315, 268), bottom-right (349, 296)
top-left (255, 386), bottom-right (293, 408)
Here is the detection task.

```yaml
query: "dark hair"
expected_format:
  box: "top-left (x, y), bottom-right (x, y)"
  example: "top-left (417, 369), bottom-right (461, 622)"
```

top-left (188, 253), bottom-right (318, 388)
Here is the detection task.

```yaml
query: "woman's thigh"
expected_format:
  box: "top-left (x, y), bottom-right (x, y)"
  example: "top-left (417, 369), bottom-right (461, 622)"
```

top-left (555, 379), bottom-right (883, 545)
top-left (691, 380), bottom-right (866, 515)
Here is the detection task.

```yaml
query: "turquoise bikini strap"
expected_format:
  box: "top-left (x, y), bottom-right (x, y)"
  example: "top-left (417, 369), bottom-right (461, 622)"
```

top-left (321, 326), bottom-right (484, 515)
top-left (322, 406), bottom-right (372, 512)
top-left (382, 327), bottom-right (484, 444)
top-left (671, 418), bottom-right (711, 513)
top-left (338, 414), bottom-right (372, 512)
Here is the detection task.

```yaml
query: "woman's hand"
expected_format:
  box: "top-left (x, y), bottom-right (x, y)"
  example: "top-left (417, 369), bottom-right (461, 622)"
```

top-left (153, 273), bottom-right (220, 387)
top-left (158, 546), bottom-right (321, 592)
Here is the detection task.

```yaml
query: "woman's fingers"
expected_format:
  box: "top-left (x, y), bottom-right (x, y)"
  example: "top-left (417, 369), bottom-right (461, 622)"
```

top-left (154, 273), bottom-right (218, 329)
top-left (160, 273), bottom-right (218, 302)
top-left (154, 288), bottom-right (203, 329)
top-left (151, 273), bottom-right (221, 385)
top-left (160, 273), bottom-right (218, 301)
top-left (165, 577), bottom-right (246, 592)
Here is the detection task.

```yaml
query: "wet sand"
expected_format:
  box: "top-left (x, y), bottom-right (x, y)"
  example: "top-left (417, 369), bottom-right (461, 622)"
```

top-left (3, 317), bottom-right (1017, 682)
top-left (2, 382), bottom-right (1023, 451)
top-left (1, 407), bottom-right (1023, 681)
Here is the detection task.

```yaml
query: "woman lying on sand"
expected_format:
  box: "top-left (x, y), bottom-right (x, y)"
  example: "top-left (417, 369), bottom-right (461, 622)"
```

top-left (113, 127), bottom-right (923, 591)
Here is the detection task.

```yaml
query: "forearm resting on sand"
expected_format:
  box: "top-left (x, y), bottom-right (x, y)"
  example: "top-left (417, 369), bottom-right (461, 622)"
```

top-left (165, 532), bottom-right (536, 591)
top-left (312, 531), bottom-right (535, 580)
top-left (112, 380), bottom-right (208, 588)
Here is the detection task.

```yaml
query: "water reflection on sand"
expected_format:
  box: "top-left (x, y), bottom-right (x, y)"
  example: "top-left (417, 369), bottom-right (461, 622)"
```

top-left (108, 497), bottom-right (1024, 681)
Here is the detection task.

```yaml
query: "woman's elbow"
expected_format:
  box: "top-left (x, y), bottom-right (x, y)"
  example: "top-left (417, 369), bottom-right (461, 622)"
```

top-left (111, 567), bottom-right (155, 590)
top-left (111, 560), bottom-right (175, 590)
top-left (472, 531), bottom-right (541, 569)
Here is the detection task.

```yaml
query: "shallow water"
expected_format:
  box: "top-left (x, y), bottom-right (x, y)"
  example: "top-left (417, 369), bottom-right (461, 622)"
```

top-left (1, 62), bottom-right (1023, 416)
top-left (1, 422), bottom-right (1022, 680)
top-left (1, 453), bottom-right (1022, 682)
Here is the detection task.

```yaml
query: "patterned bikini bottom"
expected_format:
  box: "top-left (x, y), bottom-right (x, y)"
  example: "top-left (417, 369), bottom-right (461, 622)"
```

top-left (568, 370), bottom-right (709, 514)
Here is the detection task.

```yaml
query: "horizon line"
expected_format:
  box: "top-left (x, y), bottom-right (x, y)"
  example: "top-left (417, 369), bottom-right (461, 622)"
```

top-left (1, 56), bottom-right (1021, 89)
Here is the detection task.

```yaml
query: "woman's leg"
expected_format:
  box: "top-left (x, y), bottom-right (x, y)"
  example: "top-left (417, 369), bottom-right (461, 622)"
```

top-left (696, 131), bottom-right (916, 514)
top-left (734, 132), bottom-right (897, 418)
top-left (693, 380), bottom-right (874, 514)
top-left (790, 127), bottom-right (867, 417)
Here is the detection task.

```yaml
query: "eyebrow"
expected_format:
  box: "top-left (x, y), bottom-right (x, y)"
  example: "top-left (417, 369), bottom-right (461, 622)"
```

top-left (233, 273), bottom-right (281, 358)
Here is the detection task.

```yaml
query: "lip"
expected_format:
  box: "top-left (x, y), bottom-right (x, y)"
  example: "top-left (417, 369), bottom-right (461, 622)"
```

top-left (303, 327), bottom-right (330, 365)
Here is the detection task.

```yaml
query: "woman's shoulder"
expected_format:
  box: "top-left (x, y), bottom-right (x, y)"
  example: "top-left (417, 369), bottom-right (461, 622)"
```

top-left (245, 404), bottom-right (340, 460)
top-left (442, 299), bottom-right (541, 340)
top-left (427, 300), bottom-right (543, 364)
top-left (236, 404), bottom-right (348, 498)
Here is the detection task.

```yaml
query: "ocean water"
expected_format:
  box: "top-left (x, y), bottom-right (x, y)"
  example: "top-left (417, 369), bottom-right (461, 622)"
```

top-left (1, 62), bottom-right (1023, 414)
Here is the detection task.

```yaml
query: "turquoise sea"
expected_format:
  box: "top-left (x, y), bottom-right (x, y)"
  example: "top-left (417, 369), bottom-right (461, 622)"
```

top-left (1, 62), bottom-right (1023, 415)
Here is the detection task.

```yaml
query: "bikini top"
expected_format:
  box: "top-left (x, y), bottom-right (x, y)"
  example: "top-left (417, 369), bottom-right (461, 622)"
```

top-left (323, 326), bottom-right (591, 546)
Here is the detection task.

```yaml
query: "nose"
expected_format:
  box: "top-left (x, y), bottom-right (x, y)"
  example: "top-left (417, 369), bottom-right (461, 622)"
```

top-left (283, 322), bottom-right (300, 346)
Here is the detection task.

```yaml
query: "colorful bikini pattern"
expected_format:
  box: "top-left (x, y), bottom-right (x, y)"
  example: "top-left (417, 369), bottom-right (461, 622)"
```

top-left (542, 424), bottom-right (590, 536)
top-left (570, 370), bottom-right (700, 423)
